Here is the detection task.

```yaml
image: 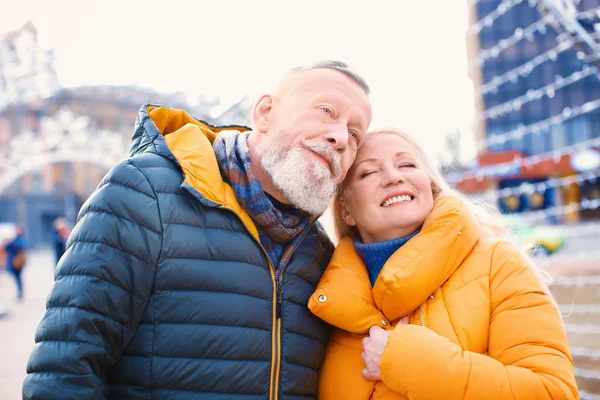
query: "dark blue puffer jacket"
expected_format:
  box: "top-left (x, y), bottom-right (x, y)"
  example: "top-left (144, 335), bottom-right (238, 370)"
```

top-left (23, 105), bottom-right (334, 400)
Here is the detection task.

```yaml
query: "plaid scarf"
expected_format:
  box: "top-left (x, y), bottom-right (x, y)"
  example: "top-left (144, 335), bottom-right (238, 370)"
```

top-left (213, 130), bottom-right (313, 268)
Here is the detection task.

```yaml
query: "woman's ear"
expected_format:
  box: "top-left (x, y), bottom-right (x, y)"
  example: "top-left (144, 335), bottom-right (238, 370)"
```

top-left (341, 205), bottom-right (357, 227)
top-left (431, 181), bottom-right (442, 198)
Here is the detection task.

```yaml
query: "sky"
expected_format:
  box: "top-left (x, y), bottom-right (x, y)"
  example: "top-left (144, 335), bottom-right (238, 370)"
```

top-left (1, 0), bottom-right (477, 161)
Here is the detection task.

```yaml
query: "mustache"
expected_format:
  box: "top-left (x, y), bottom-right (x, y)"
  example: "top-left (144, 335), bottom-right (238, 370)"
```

top-left (300, 139), bottom-right (342, 177)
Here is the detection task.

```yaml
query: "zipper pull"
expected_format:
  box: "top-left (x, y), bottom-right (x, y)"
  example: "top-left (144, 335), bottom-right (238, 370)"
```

top-left (276, 284), bottom-right (283, 318)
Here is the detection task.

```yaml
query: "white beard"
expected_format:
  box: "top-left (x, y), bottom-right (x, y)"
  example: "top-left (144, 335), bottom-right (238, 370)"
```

top-left (257, 138), bottom-right (340, 215)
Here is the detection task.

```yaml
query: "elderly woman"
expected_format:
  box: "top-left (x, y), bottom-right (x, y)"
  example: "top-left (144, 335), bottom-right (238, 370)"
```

top-left (309, 129), bottom-right (578, 399)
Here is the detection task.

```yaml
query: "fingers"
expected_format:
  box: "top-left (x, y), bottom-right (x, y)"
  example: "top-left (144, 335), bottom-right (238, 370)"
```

top-left (361, 353), bottom-right (380, 381)
top-left (362, 351), bottom-right (376, 368)
top-left (362, 367), bottom-right (379, 381)
top-left (369, 325), bottom-right (390, 344)
top-left (369, 325), bottom-right (384, 336)
top-left (362, 336), bottom-right (370, 349)
top-left (361, 350), bottom-right (368, 365)
top-left (362, 319), bottom-right (410, 383)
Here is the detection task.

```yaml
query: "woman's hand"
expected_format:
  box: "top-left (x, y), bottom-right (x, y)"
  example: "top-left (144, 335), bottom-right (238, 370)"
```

top-left (361, 316), bottom-right (409, 380)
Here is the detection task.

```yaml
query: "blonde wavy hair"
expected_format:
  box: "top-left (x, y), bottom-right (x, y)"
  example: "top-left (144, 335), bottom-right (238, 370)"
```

top-left (331, 128), bottom-right (556, 311)
top-left (332, 128), bottom-right (507, 242)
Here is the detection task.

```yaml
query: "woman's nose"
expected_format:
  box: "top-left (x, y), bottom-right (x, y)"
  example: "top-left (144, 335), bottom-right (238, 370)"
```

top-left (382, 168), bottom-right (405, 187)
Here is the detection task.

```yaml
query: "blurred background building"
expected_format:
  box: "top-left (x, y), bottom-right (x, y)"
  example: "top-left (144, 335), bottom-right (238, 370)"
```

top-left (0, 21), bottom-right (59, 110)
top-left (0, 22), bottom-right (253, 248)
top-left (453, 0), bottom-right (600, 226)
top-left (457, 1), bottom-right (600, 395)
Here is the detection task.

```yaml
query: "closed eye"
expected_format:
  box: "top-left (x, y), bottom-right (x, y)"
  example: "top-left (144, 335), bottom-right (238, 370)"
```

top-left (360, 170), bottom-right (377, 178)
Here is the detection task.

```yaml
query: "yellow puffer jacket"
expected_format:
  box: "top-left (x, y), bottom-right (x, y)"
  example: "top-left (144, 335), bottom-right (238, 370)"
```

top-left (309, 195), bottom-right (578, 399)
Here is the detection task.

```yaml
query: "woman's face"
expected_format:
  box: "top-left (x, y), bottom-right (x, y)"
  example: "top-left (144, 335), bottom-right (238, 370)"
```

top-left (342, 133), bottom-right (434, 243)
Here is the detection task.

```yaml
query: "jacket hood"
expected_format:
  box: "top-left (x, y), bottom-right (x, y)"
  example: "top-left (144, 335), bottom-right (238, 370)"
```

top-left (309, 194), bottom-right (481, 333)
top-left (129, 104), bottom-right (259, 237)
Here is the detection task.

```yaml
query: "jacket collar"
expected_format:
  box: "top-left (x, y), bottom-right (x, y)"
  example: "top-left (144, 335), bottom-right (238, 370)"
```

top-left (130, 105), bottom-right (260, 239)
top-left (309, 194), bottom-right (480, 333)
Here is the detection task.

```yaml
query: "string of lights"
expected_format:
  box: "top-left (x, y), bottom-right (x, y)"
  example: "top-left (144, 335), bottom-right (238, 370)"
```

top-left (576, 5), bottom-right (600, 22)
top-left (488, 169), bottom-right (600, 199)
top-left (546, 225), bottom-right (600, 241)
top-left (467, 0), bottom-right (554, 6)
top-left (474, 4), bottom-right (600, 119)
top-left (445, 136), bottom-right (600, 184)
top-left (537, 250), bottom-right (600, 265)
top-left (579, 389), bottom-right (600, 400)
top-left (575, 368), bottom-right (600, 381)
top-left (459, 171), bottom-right (600, 220)
top-left (479, 65), bottom-right (598, 121)
top-left (571, 347), bottom-right (600, 360)
top-left (564, 28), bottom-right (600, 62)
top-left (471, 5), bottom-right (599, 94)
top-left (558, 303), bottom-right (600, 314)
top-left (478, 99), bottom-right (600, 152)
top-left (469, 0), bottom-right (523, 35)
top-left (470, 5), bottom-right (599, 70)
top-left (565, 324), bottom-right (600, 334)
top-left (516, 197), bottom-right (600, 223)
top-left (471, 15), bottom-right (553, 70)
top-left (552, 275), bottom-right (600, 286)
top-left (476, 38), bottom-right (574, 94)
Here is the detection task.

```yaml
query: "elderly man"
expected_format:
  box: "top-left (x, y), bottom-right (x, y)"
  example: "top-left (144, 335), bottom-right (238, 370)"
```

top-left (24, 60), bottom-right (372, 399)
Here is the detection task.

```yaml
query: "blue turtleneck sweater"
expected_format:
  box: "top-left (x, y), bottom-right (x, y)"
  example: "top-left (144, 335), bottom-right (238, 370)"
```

top-left (355, 229), bottom-right (421, 286)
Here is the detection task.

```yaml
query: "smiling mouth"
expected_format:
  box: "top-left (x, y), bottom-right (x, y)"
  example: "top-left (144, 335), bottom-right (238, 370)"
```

top-left (309, 150), bottom-right (337, 176)
top-left (311, 151), bottom-right (331, 167)
top-left (381, 195), bottom-right (414, 207)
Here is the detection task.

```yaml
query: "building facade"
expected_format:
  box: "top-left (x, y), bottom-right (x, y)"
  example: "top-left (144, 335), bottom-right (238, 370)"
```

top-left (460, 0), bottom-right (600, 223)
top-left (0, 21), bottom-right (60, 111)
top-left (0, 23), bottom-right (253, 248)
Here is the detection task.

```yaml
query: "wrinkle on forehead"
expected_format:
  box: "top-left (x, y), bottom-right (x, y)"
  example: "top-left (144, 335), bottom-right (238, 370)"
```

top-left (274, 68), bottom-right (372, 130)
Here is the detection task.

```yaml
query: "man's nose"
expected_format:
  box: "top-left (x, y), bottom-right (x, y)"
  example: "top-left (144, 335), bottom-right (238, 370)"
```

top-left (323, 125), bottom-right (349, 154)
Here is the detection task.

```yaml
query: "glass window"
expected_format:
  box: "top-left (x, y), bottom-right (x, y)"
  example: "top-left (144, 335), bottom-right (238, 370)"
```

top-left (590, 109), bottom-right (600, 139)
top-left (549, 87), bottom-right (564, 115)
top-left (32, 171), bottom-right (45, 194)
top-left (566, 116), bottom-right (590, 144)
top-left (550, 124), bottom-right (566, 149)
top-left (528, 97), bottom-right (544, 121)
top-left (529, 131), bottom-right (546, 155)
top-left (540, 63), bottom-right (554, 87)
top-left (567, 84), bottom-right (585, 108)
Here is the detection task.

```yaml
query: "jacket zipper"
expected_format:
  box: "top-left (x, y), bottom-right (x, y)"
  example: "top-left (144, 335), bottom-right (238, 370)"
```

top-left (418, 294), bottom-right (434, 327)
top-left (270, 225), bottom-right (313, 400)
top-left (218, 204), bottom-right (313, 400)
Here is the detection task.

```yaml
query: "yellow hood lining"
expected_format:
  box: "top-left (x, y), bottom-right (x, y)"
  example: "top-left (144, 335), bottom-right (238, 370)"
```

top-left (147, 106), bottom-right (258, 240)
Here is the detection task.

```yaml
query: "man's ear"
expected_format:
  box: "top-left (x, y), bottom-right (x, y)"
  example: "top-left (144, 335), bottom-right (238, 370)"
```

top-left (253, 94), bottom-right (274, 133)
top-left (340, 204), bottom-right (357, 227)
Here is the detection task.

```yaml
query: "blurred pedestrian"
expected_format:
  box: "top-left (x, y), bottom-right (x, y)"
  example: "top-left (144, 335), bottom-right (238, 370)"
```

top-left (0, 246), bottom-right (9, 318)
top-left (52, 217), bottom-right (70, 268)
top-left (3, 227), bottom-right (27, 301)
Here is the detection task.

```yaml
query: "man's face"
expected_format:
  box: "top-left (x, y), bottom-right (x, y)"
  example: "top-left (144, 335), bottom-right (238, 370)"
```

top-left (256, 68), bottom-right (372, 214)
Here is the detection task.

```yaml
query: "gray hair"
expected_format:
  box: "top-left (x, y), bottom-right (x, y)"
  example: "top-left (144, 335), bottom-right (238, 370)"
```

top-left (289, 60), bottom-right (370, 95)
